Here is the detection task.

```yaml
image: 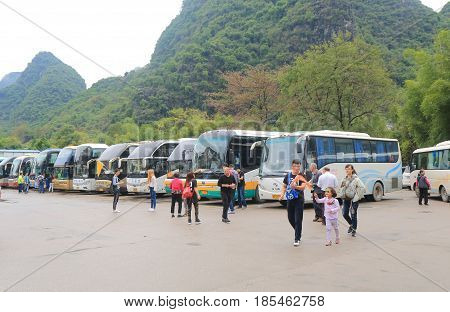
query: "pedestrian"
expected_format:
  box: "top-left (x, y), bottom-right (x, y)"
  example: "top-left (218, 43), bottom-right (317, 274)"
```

top-left (48, 174), bottom-right (54, 192)
top-left (147, 169), bottom-right (157, 211)
top-left (17, 171), bottom-right (24, 193)
top-left (309, 163), bottom-right (324, 224)
top-left (169, 172), bottom-right (183, 218)
top-left (280, 159), bottom-right (308, 247)
top-left (338, 164), bottom-right (365, 237)
top-left (317, 166), bottom-right (339, 206)
top-left (417, 169), bottom-right (431, 206)
top-left (184, 172), bottom-right (201, 225)
top-left (24, 173), bottom-right (30, 194)
top-left (236, 168), bottom-right (247, 209)
top-left (228, 164), bottom-right (239, 214)
top-left (315, 187), bottom-right (340, 246)
top-left (112, 169), bottom-right (121, 213)
top-left (217, 164), bottom-right (236, 224)
top-left (38, 172), bottom-right (45, 193)
top-left (45, 173), bottom-right (51, 191)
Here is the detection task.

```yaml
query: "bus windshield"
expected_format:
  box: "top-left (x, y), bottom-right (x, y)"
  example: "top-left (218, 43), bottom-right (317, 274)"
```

top-left (260, 136), bottom-right (298, 176)
top-left (194, 134), bottom-right (229, 172)
top-left (127, 158), bottom-right (168, 178)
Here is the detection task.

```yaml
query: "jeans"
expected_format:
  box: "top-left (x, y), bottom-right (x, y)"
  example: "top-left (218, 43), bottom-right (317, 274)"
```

top-left (287, 198), bottom-right (304, 241)
top-left (113, 188), bottom-right (120, 210)
top-left (343, 200), bottom-right (359, 230)
top-left (18, 184), bottom-right (23, 193)
top-left (313, 191), bottom-right (324, 218)
top-left (149, 187), bottom-right (156, 209)
top-left (419, 188), bottom-right (428, 205)
top-left (237, 185), bottom-right (247, 207)
top-left (171, 193), bottom-right (182, 215)
top-left (326, 218), bottom-right (339, 242)
top-left (39, 182), bottom-right (45, 193)
top-left (25, 183), bottom-right (29, 193)
top-left (228, 189), bottom-right (236, 211)
top-left (221, 190), bottom-right (233, 219)
top-left (187, 197), bottom-right (199, 221)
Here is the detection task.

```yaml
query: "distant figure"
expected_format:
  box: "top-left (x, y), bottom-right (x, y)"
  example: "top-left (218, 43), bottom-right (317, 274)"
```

top-left (309, 163), bottom-right (324, 224)
top-left (228, 164), bottom-right (239, 214)
top-left (236, 168), bottom-right (247, 209)
top-left (112, 169), bottom-right (121, 213)
top-left (38, 172), bottom-right (45, 193)
top-left (417, 169), bottom-right (431, 206)
top-left (147, 169), bottom-right (157, 211)
top-left (217, 164), bottom-right (236, 224)
top-left (45, 173), bottom-right (51, 191)
top-left (17, 172), bottom-right (24, 193)
top-left (169, 172), bottom-right (183, 218)
top-left (24, 173), bottom-right (30, 194)
top-left (280, 159), bottom-right (308, 247)
top-left (48, 174), bottom-right (54, 192)
top-left (184, 172), bottom-right (201, 225)
top-left (338, 164), bottom-right (365, 237)
top-left (315, 187), bottom-right (340, 246)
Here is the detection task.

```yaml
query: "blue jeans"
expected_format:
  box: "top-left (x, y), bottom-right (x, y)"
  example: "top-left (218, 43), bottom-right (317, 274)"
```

top-left (343, 200), bottom-right (359, 230)
top-left (39, 183), bottom-right (45, 193)
top-left (149, 187), bottom-right (156, 209)
top-left (18, 184), bottom-right (23, 193)
top-left (287, 198), bottom-right (304, 241)
top-left (237, 185), bottom-right (247, 207)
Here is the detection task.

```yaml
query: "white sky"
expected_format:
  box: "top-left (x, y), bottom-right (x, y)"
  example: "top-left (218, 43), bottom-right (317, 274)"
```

top-left (0, 0), bottom-right (447, 87)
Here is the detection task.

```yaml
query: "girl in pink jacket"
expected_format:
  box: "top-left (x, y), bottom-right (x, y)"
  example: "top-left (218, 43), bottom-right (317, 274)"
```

top-left (314, 187), bottom-right (340, 246)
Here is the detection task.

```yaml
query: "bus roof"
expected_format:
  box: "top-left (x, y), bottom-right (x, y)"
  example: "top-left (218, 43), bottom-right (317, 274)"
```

top-left (77, 143), bottom-right (109, 149)
top-left (167, 139), bottom-right (197, 162)
top-left (0, 156), bottom-right (16, 166)
top-left (301, 130), bottom-right (397, 141)
top-left (98, 143), bottom-right (139, 162)
top-left (413, 141), bottom-right (450, 154)
top-left (128, 140), bottom-right (179, 159)
top-left (199, 129), bottom-right (288, 139)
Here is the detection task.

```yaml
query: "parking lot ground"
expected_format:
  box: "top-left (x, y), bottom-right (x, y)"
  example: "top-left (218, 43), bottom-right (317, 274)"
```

top-left (0, 188), bottom-right (449, 291)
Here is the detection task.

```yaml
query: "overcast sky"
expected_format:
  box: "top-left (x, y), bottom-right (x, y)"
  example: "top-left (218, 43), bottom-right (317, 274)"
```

top-left (0, 0), bottom-right (447, 87)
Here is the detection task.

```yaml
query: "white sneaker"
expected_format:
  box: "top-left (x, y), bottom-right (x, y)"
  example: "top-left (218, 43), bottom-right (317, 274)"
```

top-left (293, 240), bottom-right (300, 247)
top-left (113, 210), bottom-right (121, 213)
top-left (148, 208), bottom-right (155, 212)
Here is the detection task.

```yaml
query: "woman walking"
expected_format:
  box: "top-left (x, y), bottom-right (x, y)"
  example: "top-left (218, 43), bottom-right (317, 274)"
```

top-left (339, 164), bottom-right (365, 237)
top-left (169, 172), bottom-right (183, 218)
top-left (147, 169), bottom-right (157, 211)
top-left (184, 172), bottom-right (201, 225)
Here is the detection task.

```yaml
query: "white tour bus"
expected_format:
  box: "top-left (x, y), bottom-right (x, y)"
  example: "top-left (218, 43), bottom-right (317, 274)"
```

top-left (258, 130), bottom-right (402, 204)
top-left (73, 143), bottom-right (108, 191)
top-left (409, 141), bottom-right (450, 202)
top-left (126, 140), bottom-right (179, 194)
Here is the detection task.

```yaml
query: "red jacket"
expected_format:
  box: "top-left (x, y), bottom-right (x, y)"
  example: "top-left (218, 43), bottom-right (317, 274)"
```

top-left (170, 178), bottom-right (183, 193)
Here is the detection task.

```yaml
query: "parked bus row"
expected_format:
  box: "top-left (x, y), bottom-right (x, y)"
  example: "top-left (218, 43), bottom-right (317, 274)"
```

top-left (1, 131), bottom-right (448, 203)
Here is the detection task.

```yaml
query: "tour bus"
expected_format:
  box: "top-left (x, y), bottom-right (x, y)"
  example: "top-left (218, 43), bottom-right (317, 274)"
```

top-left (257, 130), bottom-right (402, 204)
top-left (32, 149), bottom-right (62, 185)
top-left (409, 140), bottom-right (450, 202)
top-left (73, 144), bottom-right (108, 191)
top-left (53, 146), bottom-right (77, 191)
top-left (0, 149), bottom-right (40, 157)
top-left (193, 130), bottom-right (286, 200)
top-left (7, 155), bottom-right (35, 188)
top-left (164, 138), bottom-right (197, 193)
top-left (95, 143), bottom-right (139, 193)
top-left (0, 157), bottom-right (16, 187)
top-left (127, 140), bottom-right (179, 194)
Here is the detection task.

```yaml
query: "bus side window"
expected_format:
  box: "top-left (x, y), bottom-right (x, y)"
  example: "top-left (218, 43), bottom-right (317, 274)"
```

top-left (371, 141), bottom-right (388, 163)
top-left (385, 141), bottom-right (399, 163)
top-left (315, 137), bottom-right (336, 168)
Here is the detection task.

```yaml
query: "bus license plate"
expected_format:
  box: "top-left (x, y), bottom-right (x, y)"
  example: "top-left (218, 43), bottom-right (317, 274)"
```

top-left (272, 194), bottom-right (280, 200)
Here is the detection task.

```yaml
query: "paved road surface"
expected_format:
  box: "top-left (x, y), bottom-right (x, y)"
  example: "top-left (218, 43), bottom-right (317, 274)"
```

top-left (0, 189), bottom-right (449, 291)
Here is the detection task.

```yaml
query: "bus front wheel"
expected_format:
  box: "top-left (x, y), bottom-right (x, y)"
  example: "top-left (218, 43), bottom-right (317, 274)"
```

top-left (440, 186), bottom-right (449, 202)
top-left (253, 187), bottom-right (264, 204)
top-left (371, 181), bottom-right (384, 202)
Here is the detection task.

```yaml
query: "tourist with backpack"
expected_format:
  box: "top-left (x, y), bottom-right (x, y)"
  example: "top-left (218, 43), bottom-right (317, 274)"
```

top-left (279, 159), bottom-right (308, 247)
top-left (147, 169), bottom-right (157, 211)
top-left (417, 169), bottom-right (431, 205)
top-left (170, 172), bottom-right (183, 218)
top-left (183, 172), bottom-right (201, 225)
top-left (338, 164), bottom-right (366, 237)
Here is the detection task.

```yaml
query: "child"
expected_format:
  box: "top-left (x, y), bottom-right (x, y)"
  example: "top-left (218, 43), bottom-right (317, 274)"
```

top-left (314, 187), bottom-right (340, 246)
top-left (169, 172), bottom-right (183, 218)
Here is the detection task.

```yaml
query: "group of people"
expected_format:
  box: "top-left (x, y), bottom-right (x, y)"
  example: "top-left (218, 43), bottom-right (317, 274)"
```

top-left (280, 160), bottom-right (366, 247)
top-left (16, 172), bottom-right (54, 194)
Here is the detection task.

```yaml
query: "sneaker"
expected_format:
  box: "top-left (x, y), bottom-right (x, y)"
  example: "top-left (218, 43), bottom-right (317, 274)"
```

top-left (293, 240), bottom-right (300, 247)
top-left (325, 241), bottom-right (332, 246)
top-left (195, 219), bottom-right (201, 224)
top-left (171, 214), bottom-right (175, 218)
top-left (188, 219), bottom-right (192, 225)
top-left (228, 210), bottom-right (235, 214)
top-left (347, 226), bottom-right (353, 234)
top-left (242, 205), bottom-right (247, 209)
top-left (317, 217), bottom-right (323, 223)
top-left (222, 218), bottom-right (231, 223)
top-left (351, 230), bottom-right (356, 237)
top-left (177, 214), bottom-right (183, 218)
top-left (113, 210), bottom-right (120, 213)
top-left (148, 208), bottom-right (155, 212)
top-left (425, 203), bottom-right (429, 206)
top-left (313, 217), bottom-right (319, 222)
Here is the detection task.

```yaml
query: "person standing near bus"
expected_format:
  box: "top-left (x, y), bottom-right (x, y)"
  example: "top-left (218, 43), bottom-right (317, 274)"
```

top-left (417, 169), bottom-right (431, 206)
top-left (228, 164), bottom-right (239, 214)
top-left (236, 168), bottom-right (247, 209)
top-left (184, 172), bottom-right (201, 225)
top-left (112, 169), bottom-right (121, 213)
top-left (17, 172), bottom-right (24, 194)
top-left (48, 174), bottom-right (54, 192)
top-left (147, 169), bottom-right (157, 211)
top-left (280, 159), bottom-right (307, 247)
top-left (170, 172), bottom-right (183, 218)
top-left (309, 163), bottom-right (324, 223)
top-left (218, 164), bottom-right (236, 224)
top-left (38, 172), bottom-right (45, 193)
top-left (24, 173), bottom-right (30, 194)
top-left (339, 164), bottom-right (365, 237)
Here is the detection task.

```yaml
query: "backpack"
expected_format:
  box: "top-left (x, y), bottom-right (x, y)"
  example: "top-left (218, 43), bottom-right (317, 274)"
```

top-left (182, 180), bottom-right (193, 199)
top-left (286, 172), bottom-right (299, 200)
top-left (342, 176), bottom-right (356, 200)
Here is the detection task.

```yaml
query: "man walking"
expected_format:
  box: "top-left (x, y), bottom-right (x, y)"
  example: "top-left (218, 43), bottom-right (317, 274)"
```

top-left (228, 164), bottom-right (239, 214)
top-left (236, 168), bottom-right (247, 209)
top-left (17, 172), bottom-right (24, 194)
top-left (112, 169), bottom-right (121, 213)
top-left (218, 164), bottom-right (236, 223)
top-left (309, 163), bottom-right (324, 223)
top-left (280, 159), bottom-right (307, 246)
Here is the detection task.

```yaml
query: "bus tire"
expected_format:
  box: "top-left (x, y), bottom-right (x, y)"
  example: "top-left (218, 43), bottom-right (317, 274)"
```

top-left (440, 186), bottom-right (449, 202)
top-left (371, 181), bottom-right (384, 202)
top-left (253, 186), bottom-right (264, 204)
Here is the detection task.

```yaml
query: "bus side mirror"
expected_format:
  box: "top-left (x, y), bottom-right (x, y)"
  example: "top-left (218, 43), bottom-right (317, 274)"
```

top-left (296, 143), bottom-right (303, 154)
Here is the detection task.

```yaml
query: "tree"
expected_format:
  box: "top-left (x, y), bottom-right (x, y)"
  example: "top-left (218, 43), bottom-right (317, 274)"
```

top-left (400, 30), bottom-right (450, 151)
top-left (207, 65), bottom-right (281, 126)
top-left (280, 34), bottom-right (398, 133)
